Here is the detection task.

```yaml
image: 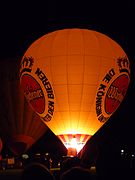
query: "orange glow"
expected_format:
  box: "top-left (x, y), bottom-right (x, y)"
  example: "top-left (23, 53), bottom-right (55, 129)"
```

top-left (58, 134), bottom-right (91, 154)
top-left (20, 29), bottom-right (130, 155)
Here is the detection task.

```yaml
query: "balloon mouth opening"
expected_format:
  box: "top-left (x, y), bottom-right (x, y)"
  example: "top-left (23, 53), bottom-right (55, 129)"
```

top-left (9, 142), bottom-right (28, 156)
top-left (65, 136), bottom-right (85, 154)
top-left (8, 135), bottom-right (35, 155)
top-left (58, 134), bottom-right (91, 156)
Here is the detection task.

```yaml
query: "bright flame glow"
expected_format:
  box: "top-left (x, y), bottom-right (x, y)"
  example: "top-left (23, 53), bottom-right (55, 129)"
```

top-left (63, 139), bottom-right (86, 154)
top-left (58, 134), bottom-right (91, 154)
top-left (70, 137), bottom-right (77, 148)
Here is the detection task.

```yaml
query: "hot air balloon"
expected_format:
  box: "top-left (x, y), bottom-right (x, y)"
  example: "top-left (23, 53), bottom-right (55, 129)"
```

top-left (0, 58), bottom-right (48, 156)
top-left (20, 29), bottom-right (130, 156)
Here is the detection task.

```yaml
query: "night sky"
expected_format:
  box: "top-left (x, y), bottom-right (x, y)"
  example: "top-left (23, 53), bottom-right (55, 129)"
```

top-left (0, 0), bottom-right (135, 158)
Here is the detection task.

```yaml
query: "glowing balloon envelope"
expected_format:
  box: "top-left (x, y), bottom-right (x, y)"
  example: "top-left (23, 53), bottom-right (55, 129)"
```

top-left (20, 29), bottom-right (130, 155)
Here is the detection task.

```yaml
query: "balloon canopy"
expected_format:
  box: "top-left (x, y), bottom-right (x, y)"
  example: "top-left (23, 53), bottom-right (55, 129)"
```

top-left (0, 59), bottom-right (48, 156)
top-left (20, 29), bottom-right (130, 155)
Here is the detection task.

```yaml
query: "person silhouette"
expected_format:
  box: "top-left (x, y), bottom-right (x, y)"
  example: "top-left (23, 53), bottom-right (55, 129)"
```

top-left (60, 166), bottom-right (93, 180)
top-left (20, 162), bottom-right (55, 180)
